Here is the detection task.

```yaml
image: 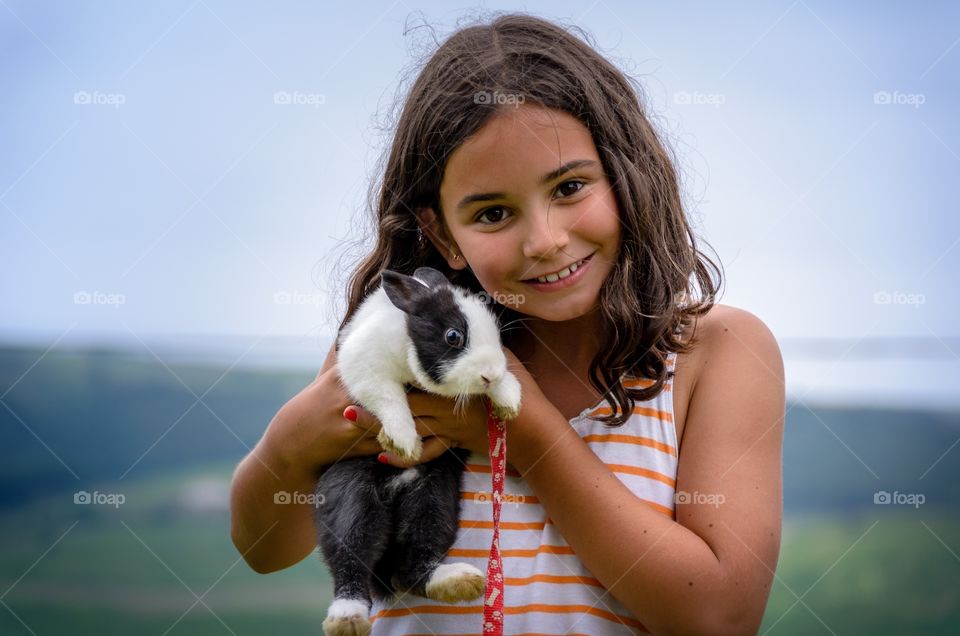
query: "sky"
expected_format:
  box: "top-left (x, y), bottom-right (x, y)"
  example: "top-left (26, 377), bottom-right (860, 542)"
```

top-left (1, 0), bottom-right (958, 406)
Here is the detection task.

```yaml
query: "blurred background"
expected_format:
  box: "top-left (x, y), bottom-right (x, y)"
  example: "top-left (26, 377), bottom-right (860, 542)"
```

top-left (1, 0), bottom-right (958, 634)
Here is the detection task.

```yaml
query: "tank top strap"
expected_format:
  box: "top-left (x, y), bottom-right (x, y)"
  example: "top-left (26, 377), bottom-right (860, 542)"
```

top-left (668, 317), bottom-right (687, 360)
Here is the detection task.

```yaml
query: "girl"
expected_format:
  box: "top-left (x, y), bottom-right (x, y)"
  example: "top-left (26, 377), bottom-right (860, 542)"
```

top-left (230, 12), bottom-right (784, 636)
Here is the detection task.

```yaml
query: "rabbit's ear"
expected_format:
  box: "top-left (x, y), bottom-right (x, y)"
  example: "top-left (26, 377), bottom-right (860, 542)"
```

top-left (382, 270), bottom-right (430, 313)
top-left (412, 266), bottom-right (451, 290)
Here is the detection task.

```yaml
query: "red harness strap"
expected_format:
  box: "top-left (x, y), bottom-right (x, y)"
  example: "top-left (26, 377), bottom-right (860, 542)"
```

top-left (482, 397), bottom-right (506, 635)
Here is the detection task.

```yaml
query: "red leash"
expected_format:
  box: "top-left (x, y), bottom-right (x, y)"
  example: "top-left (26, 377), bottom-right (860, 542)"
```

top-left (482, 397), bottom-right (506, 635)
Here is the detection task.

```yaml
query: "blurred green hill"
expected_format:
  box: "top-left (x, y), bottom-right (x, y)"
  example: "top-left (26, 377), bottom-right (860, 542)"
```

top-left (0, 346), bottom-right (311, 507)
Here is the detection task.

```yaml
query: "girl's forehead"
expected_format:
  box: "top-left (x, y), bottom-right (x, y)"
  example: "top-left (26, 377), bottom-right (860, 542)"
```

top-left (461, 104), bottom-right (588, 152)
top-left (441, 106), bottom-right (600, 195)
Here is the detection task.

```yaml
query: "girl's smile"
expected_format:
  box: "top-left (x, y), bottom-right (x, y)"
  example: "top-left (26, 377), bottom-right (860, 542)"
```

top-left (520, 251), bottom-right (595, 291)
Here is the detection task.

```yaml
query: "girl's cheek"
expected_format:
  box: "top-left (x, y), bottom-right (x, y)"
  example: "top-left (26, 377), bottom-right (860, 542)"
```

top-left (468, 253), bottom-right (510, 286)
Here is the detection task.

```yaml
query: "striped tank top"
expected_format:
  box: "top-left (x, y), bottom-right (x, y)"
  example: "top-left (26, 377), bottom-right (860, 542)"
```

top-left (370, 350), bottom-right (678, 635)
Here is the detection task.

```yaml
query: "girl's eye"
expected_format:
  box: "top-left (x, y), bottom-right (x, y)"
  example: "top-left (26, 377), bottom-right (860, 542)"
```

top-left (476, 207), bottom-right (510, 225)
top-left (556, 179), bottom-right (585, 197)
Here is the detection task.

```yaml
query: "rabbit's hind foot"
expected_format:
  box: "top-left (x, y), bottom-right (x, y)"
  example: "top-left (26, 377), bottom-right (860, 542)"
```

top-left (322, 598), bottom-right (371, 636)
top-left (424, 562), bottom-right (486, 603)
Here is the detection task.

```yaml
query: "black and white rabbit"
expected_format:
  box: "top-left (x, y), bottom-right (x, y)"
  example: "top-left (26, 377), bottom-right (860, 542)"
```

top-left (314, 266), bottom-right (522, 636)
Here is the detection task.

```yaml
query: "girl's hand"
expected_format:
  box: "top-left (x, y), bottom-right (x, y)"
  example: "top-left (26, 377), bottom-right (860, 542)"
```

top-left (261, 363), bottom-right (387, 474)
top-left (350, 390), bottom-right (488, 468)
top-left (349, 346), bottom-right (543, 468)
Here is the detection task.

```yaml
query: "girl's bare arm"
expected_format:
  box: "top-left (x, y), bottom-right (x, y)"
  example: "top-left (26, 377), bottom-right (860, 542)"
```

top-left (229, 342), bottom-right (384, 573)
top-left (508, 307), bottom-right (784, 635)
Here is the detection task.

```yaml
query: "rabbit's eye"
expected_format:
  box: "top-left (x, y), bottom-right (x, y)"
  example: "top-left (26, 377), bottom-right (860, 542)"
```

top-left (445, 328), bottom-right (465, 348)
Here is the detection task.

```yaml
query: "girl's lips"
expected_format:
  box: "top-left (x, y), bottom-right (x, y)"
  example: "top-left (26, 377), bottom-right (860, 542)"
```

top-left (521, 253), bottom-right (594, 290)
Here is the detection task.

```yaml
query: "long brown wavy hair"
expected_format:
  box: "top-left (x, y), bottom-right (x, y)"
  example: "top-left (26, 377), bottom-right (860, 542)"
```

top-left (333, 12), bottom-right (722, 427)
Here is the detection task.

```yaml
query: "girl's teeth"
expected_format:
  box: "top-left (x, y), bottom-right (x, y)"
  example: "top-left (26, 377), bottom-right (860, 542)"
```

top-left (535, 258), bottom-right (583, 283)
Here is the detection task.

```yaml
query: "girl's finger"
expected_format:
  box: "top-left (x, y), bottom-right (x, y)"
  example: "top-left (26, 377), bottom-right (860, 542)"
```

top-left (343, 405), bottom-right (381, 437)
top-left (379, 436), bottom-right (458, 468)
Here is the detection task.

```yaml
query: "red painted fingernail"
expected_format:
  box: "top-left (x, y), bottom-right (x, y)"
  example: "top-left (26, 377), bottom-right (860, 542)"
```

top-left (377, 453), bottom-right (389, 464)
top-left (344, 407), bottom-right (358, 422)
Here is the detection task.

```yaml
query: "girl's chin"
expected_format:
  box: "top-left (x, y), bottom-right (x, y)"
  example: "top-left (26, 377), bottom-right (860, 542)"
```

top-left (514, 297), bottom-right (601, 322)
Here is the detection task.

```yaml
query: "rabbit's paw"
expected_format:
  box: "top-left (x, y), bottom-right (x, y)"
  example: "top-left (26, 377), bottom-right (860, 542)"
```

top-left (322, 598), bottom-right (371, 636)
top-left (424, 562), bottom-right (486, 603)
top-left (489, 373), bottom-right (522, 421)
top-left (376, 427), bottom-right (422, 463)
top-left (493, 401), bottom-right (521, 422)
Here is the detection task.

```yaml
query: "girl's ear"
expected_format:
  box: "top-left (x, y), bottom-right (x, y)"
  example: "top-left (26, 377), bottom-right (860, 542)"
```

top-left (415, 207), bottom-right (466, 271)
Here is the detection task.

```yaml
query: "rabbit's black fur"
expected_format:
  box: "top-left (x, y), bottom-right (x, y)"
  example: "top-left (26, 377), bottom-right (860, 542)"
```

top-left (314, 446), bottom-right (472, 602)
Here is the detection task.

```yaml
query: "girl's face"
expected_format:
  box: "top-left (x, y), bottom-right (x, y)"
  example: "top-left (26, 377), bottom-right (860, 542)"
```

top-left (431, 103), bottom-right (621, 322)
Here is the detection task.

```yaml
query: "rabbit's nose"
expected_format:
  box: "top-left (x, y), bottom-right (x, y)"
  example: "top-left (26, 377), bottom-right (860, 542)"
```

top-left (481, 375), bottom-right (490, 385)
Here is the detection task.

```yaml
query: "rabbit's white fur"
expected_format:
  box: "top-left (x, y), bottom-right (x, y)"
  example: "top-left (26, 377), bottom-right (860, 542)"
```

top-left (336, 274), bottom-right (522, 462)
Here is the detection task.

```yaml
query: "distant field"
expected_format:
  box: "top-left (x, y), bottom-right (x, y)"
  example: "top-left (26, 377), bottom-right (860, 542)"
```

top-left (765, 510), bottom-right (960, 635)
top-left (0, 462), bottom-right (332, 635)
top-left (0, 463), bottom-right (957, 635)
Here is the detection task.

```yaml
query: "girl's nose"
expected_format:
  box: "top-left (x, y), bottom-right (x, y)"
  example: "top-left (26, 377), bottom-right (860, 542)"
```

top-left (522, 205), bottom-right (571, 260)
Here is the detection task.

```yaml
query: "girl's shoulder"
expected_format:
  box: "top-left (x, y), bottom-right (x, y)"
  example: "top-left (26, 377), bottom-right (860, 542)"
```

top-left (672, 303), bottom-right (780, 449)
top-left (676, 302), bottom-right (775, 390)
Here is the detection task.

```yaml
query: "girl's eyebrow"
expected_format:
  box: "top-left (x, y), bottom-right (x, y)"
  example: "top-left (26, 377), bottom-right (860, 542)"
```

top-left (455, 159), bottom-right (600, 212)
